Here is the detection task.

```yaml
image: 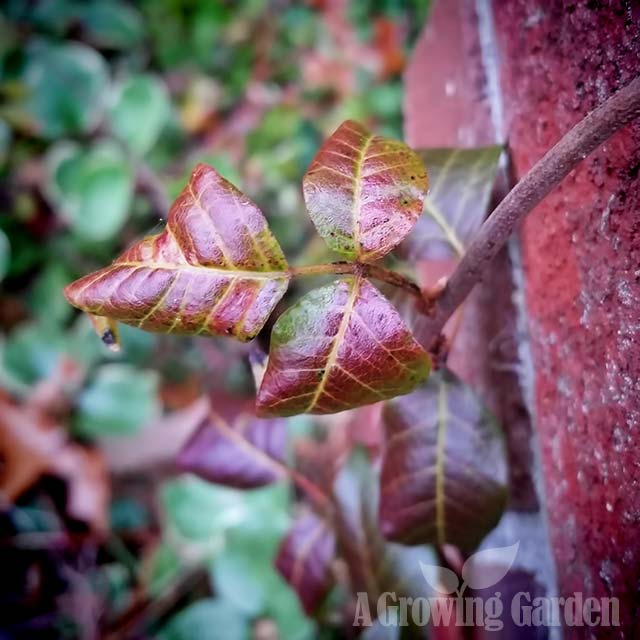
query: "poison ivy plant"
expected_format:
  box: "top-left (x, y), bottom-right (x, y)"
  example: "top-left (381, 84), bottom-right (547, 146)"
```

top-left (64, 121), bottom-right (433, 416)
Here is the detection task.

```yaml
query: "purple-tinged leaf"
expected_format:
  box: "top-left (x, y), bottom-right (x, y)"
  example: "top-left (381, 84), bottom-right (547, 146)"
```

top-left (380, 370), bottom-right (507, 550)
top-left (256, 277), bottom-right (430, 416)
top-left (401, 147), bottom-right (502, 260)
top-left (177, 410), bottom-right (288, 489)
top-left (275, 511), bottom-right (336, 614)
top-left (303, 120), bottom-right (428, 261)
top-left (64, 164), bottom-right (290, 343)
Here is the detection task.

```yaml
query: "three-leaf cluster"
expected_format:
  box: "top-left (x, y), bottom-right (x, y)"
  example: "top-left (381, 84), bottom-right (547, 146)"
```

top-left (65, 120), bottom-right (432, 416)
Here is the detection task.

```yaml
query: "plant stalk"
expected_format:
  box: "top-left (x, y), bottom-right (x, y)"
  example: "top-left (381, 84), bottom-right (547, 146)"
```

top-left (289, 261), bottom-right (425, 304)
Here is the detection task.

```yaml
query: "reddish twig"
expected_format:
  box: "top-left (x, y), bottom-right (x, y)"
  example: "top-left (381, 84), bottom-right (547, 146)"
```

top-left (289, 261), bottom-right (425, 304)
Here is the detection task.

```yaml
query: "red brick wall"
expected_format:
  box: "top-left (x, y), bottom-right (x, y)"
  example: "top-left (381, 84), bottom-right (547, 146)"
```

top-left (405, 1), bottom-right (640, 636)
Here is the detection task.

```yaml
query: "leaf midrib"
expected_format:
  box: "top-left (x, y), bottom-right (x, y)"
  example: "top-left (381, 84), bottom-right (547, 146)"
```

top-left (435, 380), bottom-right (447, 545)
top-left (306, 277), bottom-right (359, 412)
top-left (352, 133), bottom-right (374, 256)
top-left (115, 260), bottom-right (289, 280)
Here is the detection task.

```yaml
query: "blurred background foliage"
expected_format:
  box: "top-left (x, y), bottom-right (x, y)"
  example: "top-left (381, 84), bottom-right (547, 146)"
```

top-left (0, 1), bottom-right (429, 638)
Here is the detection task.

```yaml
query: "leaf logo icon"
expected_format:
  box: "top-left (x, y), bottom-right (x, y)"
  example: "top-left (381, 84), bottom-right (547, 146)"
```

top-left (419, 562), bottom-right (460, 595)
top-left (419, 542), bottom-right (519, 596)
top-left (460, 541), bottom-right (519, 590)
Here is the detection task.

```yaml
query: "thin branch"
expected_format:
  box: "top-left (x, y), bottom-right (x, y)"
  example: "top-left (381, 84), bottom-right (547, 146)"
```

top-left (418, 74), bottom-right (640, 348)
top-left (289, 261), bottom-right (425, 306)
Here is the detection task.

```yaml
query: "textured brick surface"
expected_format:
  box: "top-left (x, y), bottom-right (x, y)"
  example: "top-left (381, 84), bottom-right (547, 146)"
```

top-left (405, 0), bottom-right (640, 635)
top-left (493, 2), bottom-right (640, 635)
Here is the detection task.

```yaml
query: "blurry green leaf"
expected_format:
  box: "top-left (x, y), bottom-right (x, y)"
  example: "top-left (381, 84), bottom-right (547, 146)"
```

top-left (247, 106), bottom-right (302, 152)
top-left (265, 572), bottom-right (316, 640)
top-left (2, 322), bottom-right (66, 385)
top-left (45, 140), bottom-right (134, 243)
top-left (160, 598), bottom-right (250, 640)
top-left (3, 41), bottom-right (108, 138)
top-left (161, 476), bottom-right (248, 541)
top-left (209, 483), bottom-right (313, 639)
top-left (162, 476), bottom-right (289, 543)
top-left (74, 363), bottom-right (160, 437)
top-left (115, 324), bottom-right (158, 364)
top-left (212, 551), bottom-right (271, 617)
top-left (101, 562), bottom-right (132, 614)
top-left (3, 0), bottom-right (77, 35)
top-left (212, 533), bottom-right (315, 639)
top-left (368, 83), bottom-right (403, 119)
top-left (80, 1), bottom-right (145, 49)
top-left (28, 261), bottom-right (73, 326)
top-left (210, 489), bottom-right (289, 615)
top-left (402, 147), bottom-right (503, 260)
top-left (65, 314), bottom-right (111, 369)
top-left (108, 74), bottom-right (170, 155)
top-left (0, 229), bottom-right (9, 282)
top-left (0, 119), bottom-right (11, 168)
top-left (146, 541), bottom-right (182, 596)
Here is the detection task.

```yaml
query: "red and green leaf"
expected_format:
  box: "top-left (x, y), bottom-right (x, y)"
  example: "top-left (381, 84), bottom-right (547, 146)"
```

top-left (177, 410), bottom-right (288, 489)
top-left (275, 511), bottom-right (336, 614)
top-left (303, 120), bottom-right (428, 261)
top-left (64, 164), bottom-right (290, 343)
top-left (379, 370), bottom-right (507, 550)
top-left (256, 277), bottom-right (430, 416)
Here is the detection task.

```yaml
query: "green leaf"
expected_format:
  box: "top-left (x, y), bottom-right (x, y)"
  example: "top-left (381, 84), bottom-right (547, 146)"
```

top-left (79, 1), bottom-right (145, 49)
top-left (403, 147), bottom-right (503, 260)
top-left (160, 475), bottom-right (260, 542)
top-left (0, 119), bottom-right (11, 168)
top-left (4, 41), bottom-right (108, 138)
top-left (74, 363), bottom-right (160, 437)
top-left (108, 74), bottom-right (170, 155)
top-left (380, 370), bottom-right (508, 550)
top-left (211, 550), bottom-right (272, 617)
top-left (257, 276), bottom-right (430, 416)
top-left (146, 541), bottom-right (182, 597)
top-left (0, 229), bottom-right (9, 282)
top-left (63, 164), bottom-right (289, 343)
top-left (1, 322), bottom-right (67, 385)
top-left (45, 140), bottom-right (134, 243)
top-left (160, 598), bottom-right (250, 640)
top-left (303, 120), bottom-right (427, 260)
top-left (28, 261), bottom-right (73, 326)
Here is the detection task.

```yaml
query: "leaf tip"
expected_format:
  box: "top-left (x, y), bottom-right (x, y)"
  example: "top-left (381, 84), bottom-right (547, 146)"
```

top-left (88, 314), bottom-right (121, 353)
